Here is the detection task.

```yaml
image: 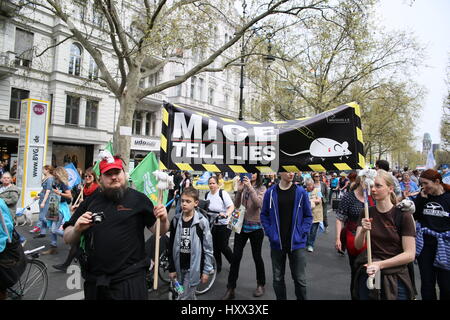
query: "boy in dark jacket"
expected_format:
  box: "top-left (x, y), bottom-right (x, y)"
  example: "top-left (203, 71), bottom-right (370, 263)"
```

top-left (260, 172), bottom-right (313, 300)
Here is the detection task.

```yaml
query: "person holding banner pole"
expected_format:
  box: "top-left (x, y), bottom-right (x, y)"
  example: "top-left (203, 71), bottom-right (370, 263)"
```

top-left (354, 170), bottom-right (416, 300)
top-left (222, 173), bottom-right (267, 300)
top-left (63, 153), bottom-right (168, 300)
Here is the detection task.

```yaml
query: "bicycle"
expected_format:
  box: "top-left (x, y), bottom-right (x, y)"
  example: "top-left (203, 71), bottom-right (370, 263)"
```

top-left (7, 246), bottom-right (48, 300)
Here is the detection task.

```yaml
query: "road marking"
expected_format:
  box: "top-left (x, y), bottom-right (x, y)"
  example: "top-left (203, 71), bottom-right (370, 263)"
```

top-left (57, 291), bottom-right (84, 300)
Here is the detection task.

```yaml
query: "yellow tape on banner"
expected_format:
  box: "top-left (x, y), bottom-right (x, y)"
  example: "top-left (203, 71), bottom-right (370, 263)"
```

top-left (176, 163), bottom-right (194, 171)
top-left (202, 164), bottom-right (220, 172)
top-left (309, 164), bottom-right (326, 172)
top-left (159, 161), bottom-right (167, 171)
top-left (357, 127), bottom-right (364, 144)
top-left (162, 108), bottom-right (169, 126)
top-left (228, 165), bottom-right (247, 173)
top-left (256, 166), bottom-right (275, 173)
top-left (347, 102), bottom-right (361, 118)
top-left (245, 121), bottom-right (261, 124)
top-left (334, 163), bottom-right (352, 171)
top-left (221, 118), bottom-right (236, 123)
top-left (160, 135), bottom-right (167, 152)
top-left (197, 112), bottom-right (210, 118)
top-left (271, 121), bottom-right (287, 124)
top-left (358, 153), bottom-right (366, 169)
top-left (282, 166), bottom-right (301, 172)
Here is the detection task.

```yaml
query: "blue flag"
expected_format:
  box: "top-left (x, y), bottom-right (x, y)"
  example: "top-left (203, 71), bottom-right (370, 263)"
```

top-left (64, 163), bottom-right (82, 190)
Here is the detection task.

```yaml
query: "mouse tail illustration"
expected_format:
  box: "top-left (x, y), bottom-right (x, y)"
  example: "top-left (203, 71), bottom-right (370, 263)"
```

top-left (280, 149), bottom-right (310, 157)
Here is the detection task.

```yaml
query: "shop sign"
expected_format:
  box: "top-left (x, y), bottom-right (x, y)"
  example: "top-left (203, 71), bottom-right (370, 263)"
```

top-left (0, 122), bottom-right (20, 135)
top-left (131, 137), bottom-right (160, 151)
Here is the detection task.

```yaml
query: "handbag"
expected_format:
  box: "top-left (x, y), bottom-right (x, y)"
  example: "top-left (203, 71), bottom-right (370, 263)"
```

top-left (227, 205), bottom-right (245, 234)
top-left (46, 191), bottom-right (60, 221)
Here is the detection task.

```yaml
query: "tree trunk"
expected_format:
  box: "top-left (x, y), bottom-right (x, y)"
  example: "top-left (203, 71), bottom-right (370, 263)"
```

top-left (113, 94), bottom-right (138, 170)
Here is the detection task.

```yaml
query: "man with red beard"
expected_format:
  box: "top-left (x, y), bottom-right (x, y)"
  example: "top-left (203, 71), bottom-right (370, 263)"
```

top-left (63, 155), bottom-right (169, 300)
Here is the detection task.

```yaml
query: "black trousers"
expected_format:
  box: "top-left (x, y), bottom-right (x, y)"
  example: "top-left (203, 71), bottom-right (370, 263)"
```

top-left (84, 271), bottom-right (147, 300)
top-left (212, 225), bottom-right (233, 270)
top-left (227, 228), bottom-right (265, 289)
top-left (417, 235), bottom-right (450, 300)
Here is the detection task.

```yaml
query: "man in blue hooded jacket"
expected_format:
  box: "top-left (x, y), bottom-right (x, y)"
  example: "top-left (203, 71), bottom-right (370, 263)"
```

top-left (260, 172), bottom-right (313, 300)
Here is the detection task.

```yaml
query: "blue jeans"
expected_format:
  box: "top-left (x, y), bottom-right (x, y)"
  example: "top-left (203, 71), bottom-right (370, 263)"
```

top-left (270, 248), bottom-right (307, 300)
top-left (49, 213), bottom-right (64, 247)
top-left (358, 274), bottom-right (409, 300)
top-left (306, 223), bottom-right (320, 248)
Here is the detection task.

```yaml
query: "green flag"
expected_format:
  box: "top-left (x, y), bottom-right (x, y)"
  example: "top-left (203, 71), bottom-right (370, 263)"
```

top-left (93, 140), bottom-right (114, 177)
top-left (129, 152), bottom-right (168, 206)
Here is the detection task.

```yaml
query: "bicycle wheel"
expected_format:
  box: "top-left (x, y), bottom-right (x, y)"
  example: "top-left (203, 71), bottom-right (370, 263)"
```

top-left (10, 259), bottom-right (48, 300)
top-left (195, 257), bottom-right (217, 295)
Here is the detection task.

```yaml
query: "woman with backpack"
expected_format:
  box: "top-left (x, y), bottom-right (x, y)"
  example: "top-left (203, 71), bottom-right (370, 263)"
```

top-left (222, 173), bottom-right (267, 300)
top-left (42, 167), bottom-right (72, 255)
top-left (205, 176), bottom-right (234, 274)
top-left (413, 169), bottom-right (450, 300)
top-left (31, 165), bottom-right (55, 237)
top-left (354, 169), bottom-right (416, 300)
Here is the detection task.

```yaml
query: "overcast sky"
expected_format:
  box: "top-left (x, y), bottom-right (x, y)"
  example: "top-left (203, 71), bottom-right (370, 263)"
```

top-left (375, 0), bottom-right (450, 151)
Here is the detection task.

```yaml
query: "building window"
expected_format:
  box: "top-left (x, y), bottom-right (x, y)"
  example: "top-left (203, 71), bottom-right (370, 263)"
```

top-left (208, 88), bottom-right (214, 105)
top-left (9, 88), bottom-right (30, 120)
top-left (92, 8), bottom-right (103, 28)
top-left (224, 93), bottom-right (229, 106)
top-left (14, 28), bottom-right (34, 67)
top-left (145, 112), bottom-right (157, 136)
top-left (88, 56), bottom-right (98, 80)
top-left (68, 43), bottom-right (82, 76)
top-left (85, 100), bottom-right (98, 128)
top-left (198, 78), bottom-right (204, 101)
top-left (132, 111), bottom-right (142, 135)
top-left (190, 76), bottom-right (196, 99)
top-left (65, 95), bottom-right (80, 125)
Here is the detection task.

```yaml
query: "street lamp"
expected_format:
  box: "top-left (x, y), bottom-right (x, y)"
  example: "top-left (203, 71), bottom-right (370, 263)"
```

top-left (238, 17), bottom-right (276, 119)
top-left (238, 1), bottom-right (247, 121)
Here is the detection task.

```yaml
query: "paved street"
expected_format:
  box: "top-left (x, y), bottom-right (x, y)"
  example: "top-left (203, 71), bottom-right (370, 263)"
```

top-left (16, 207), bottom-right (422, 300)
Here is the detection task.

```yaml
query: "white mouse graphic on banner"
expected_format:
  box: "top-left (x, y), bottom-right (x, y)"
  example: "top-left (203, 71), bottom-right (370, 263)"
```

top-left (281, 138), bottom-right (352, 161)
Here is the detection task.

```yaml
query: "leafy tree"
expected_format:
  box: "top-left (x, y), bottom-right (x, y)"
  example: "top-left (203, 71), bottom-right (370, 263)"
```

top-left (18, 0), bottom-right (341, 165)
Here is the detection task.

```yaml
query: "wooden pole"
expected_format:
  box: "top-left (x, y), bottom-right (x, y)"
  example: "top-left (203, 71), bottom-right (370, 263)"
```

top-left (74, 187), bottom-right (84, 207)
top-left (153, 190), bottom-right (163, 290)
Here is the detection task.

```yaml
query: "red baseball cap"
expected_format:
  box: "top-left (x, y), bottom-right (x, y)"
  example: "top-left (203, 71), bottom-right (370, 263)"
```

top-left (99, 157), bottom-right (124, 174)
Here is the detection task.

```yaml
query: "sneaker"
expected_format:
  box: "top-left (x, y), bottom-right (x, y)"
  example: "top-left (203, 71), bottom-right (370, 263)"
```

top-left (29, 226), bottom-right (41, 234)
top-left (307, 246), bottom-right (314, 252)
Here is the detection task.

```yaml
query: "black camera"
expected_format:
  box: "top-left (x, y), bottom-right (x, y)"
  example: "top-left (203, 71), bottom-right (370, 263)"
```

top-left (91, 212), bottom-right (106, 224)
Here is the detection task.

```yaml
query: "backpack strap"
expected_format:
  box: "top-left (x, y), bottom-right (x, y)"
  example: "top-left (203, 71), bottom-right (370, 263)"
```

top-left (205, 190), bottom-right (226, 207)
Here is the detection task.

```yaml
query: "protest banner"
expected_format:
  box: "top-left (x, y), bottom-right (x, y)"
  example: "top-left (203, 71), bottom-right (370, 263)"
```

top-left (159, 102), bottom-right (365, 172)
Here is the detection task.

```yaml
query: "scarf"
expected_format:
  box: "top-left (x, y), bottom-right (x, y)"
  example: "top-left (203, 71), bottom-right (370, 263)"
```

top-left (84, 183), bottom-right (99, 197)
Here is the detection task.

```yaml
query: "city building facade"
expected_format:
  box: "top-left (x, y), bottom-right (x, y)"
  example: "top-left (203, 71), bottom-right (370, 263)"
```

top-left (0, 0), bottom-right (251, 172)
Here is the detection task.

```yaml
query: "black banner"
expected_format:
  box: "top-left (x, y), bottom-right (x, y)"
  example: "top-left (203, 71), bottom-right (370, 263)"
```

top-left (159, 102), bottom-right (365, 173)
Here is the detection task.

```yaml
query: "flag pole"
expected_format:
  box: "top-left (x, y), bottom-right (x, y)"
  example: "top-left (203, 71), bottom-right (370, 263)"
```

top-left (153, 171), bottom-right (174, 290)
